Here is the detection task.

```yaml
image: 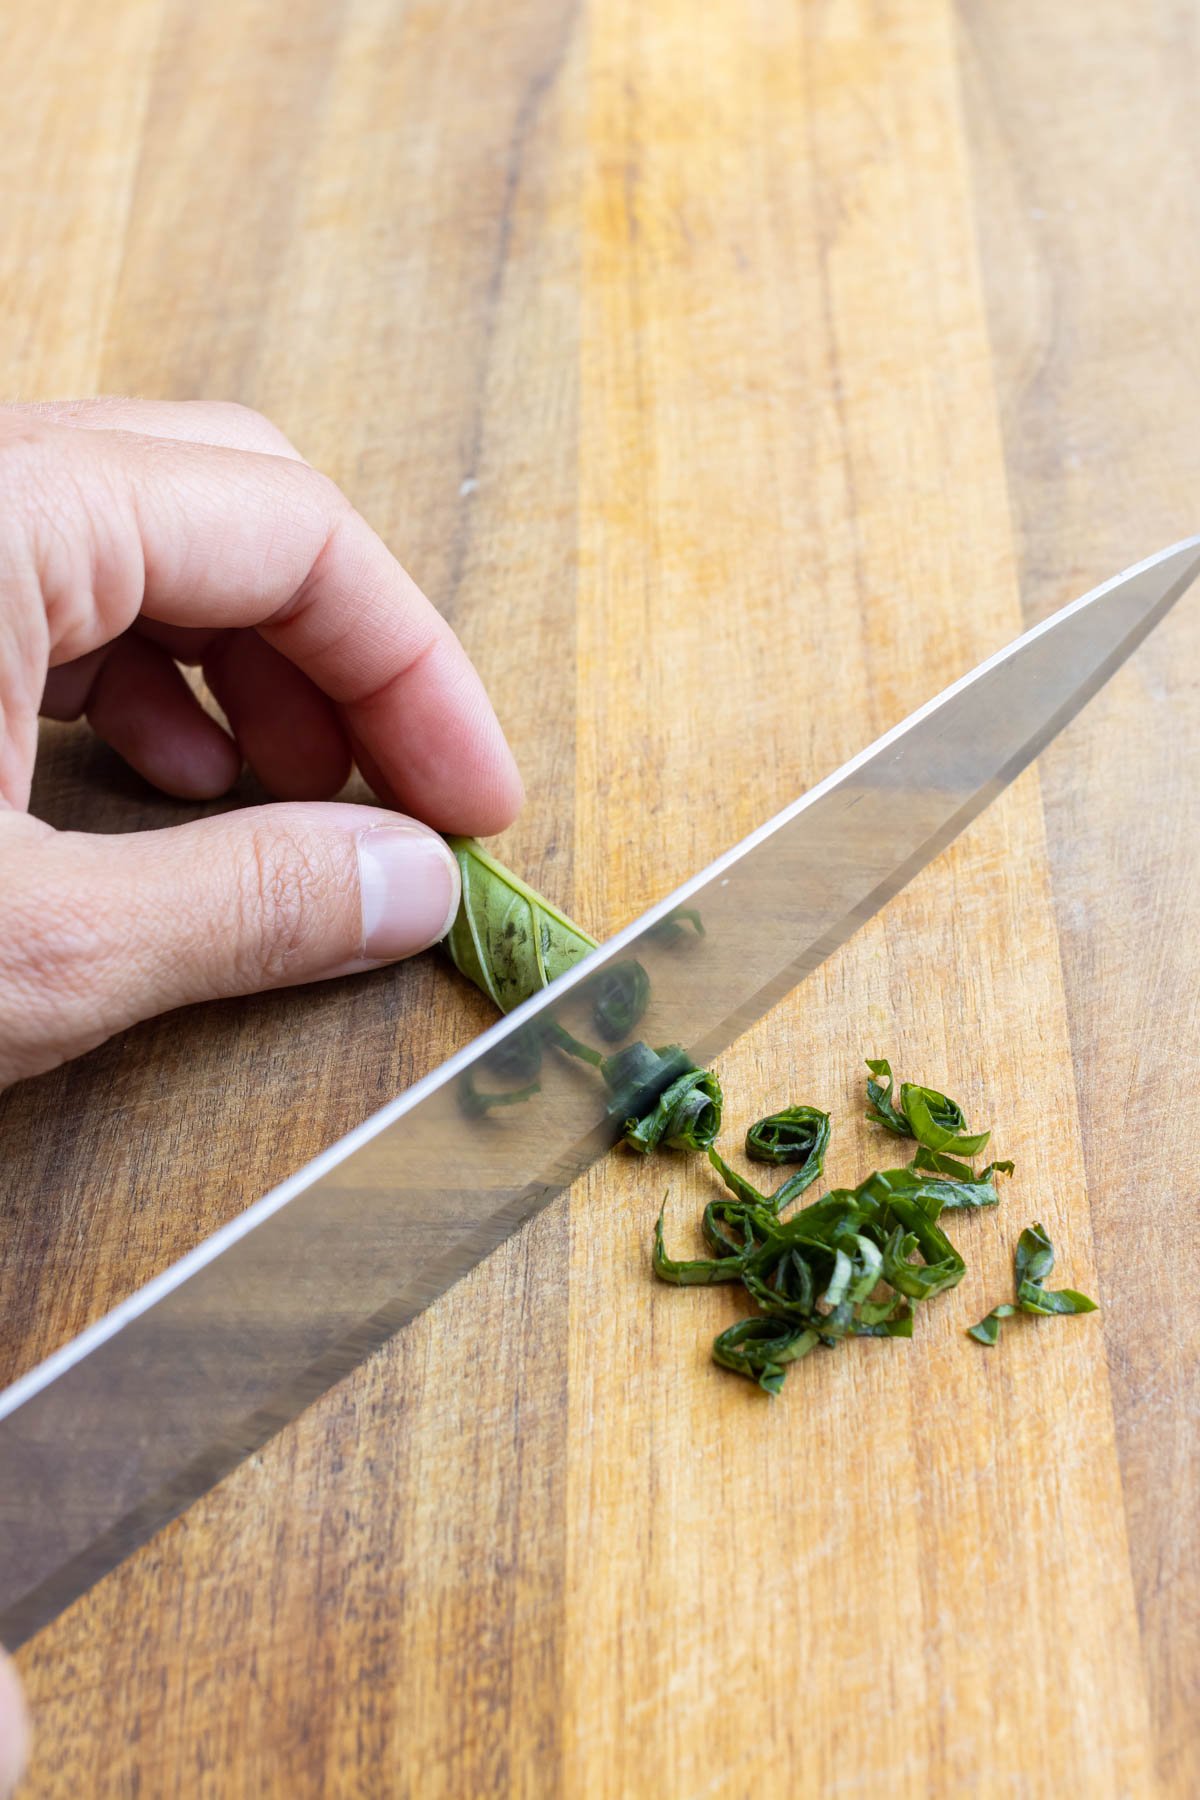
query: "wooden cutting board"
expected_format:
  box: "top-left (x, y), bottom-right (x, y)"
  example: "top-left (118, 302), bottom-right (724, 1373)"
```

top-left (2, 1), bottom-right (1198, 1793)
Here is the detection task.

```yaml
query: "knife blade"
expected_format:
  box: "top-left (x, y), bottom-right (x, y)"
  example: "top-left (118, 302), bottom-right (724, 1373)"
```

top-left (2, 536), bottom-right (1198, 1646)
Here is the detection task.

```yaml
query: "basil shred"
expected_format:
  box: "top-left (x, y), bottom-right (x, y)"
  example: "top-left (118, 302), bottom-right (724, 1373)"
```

top-left (969, 1222), bottom-right (1097, 1345)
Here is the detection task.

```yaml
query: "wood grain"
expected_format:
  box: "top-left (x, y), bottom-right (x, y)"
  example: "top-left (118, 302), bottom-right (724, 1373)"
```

top-left (961, 7), bottom-right (1200, 1790)
top-left (0, 0), bottom-right (1195, 1792)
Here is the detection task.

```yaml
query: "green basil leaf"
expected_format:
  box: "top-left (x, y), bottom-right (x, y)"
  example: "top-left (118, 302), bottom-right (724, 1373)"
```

top-left (773, 1187), bottom-right (870, 1241)
top-left (478, 1023), bottom-right (546, 1084)
top-left (653, 1201), bottom-right (747, 1285)
top-left (601, 1042), bottom-right (697, 1136)
top-left (865, 1057), bottom-right (991, 1158)
top-left (1014, 1222), bottom-right (1055, 1289)
top-left (822, 1245), bottom-right (854, 1310)
top-left (853, 1165), bottom-right (944, 1220)
top-left (711, 1317), bottom-right (820, 1394)
top-left (857, 1305), bottom-right (914, 1339)
top-left (859, 1296), bottom-right (913, 1334)
top-left (848, 1232), bottom-right (884, 1304)
top-left (707, 1146), bottom-right (825, 1219)
top-left (622, 1063), bottom-right (723, 1154)
top-left (909, 1145), bottom-right (977, 1180)
top-left (744, 1105), bottom-right (831, 1180)
top-left (1017, 1281), bottom-right (1098, 1317)
top-left (743, 1242), bottom-right (821, 1322)
top-left (701, 1196), bottom-right (774, 1260)
top-left (864, 1057), bottom-right (908, 1134)
top-left (541, 1019), bottom-right (606, 1069)
top-left (902, 1084), bottom-right (991, 1157)
top-left (602, 1040), bottom-right (683, 1096)
top-left (647, 907), bottom-right (706, 947)
top-left (706, 1146), bottom-right (770, 1210)
top-left (875, 1194), bottom-right (966, 1299)
top-left (906, 1154), bottom-right (1014, 1210)
top-left (911, 1147), bottom-right (1014, 1186)
top-left (971, 1223), bottom-right (1098, 1343)
top-left (967, 1304), bottom-right (1016, 1346)
top-left (445, 837), bottom-right (597, 1012)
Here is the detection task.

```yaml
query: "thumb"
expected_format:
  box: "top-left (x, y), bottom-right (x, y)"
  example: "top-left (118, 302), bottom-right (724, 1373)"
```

top-left (0, 803), bottom-right (461, 1088)
top-left (0, 1647), bottom-right (27, 1798)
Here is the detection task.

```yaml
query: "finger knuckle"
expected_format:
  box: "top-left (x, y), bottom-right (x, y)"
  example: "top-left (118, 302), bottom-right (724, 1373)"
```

top-left (235, 827), bottom-right (329, 987)
top-left (217, 402), bottom-right (299, 459)
top-left (0, 880), bottom-right (116, 1080)
top-left (302, 466), bottom-right (354, 530)
top-left (2, 891), bottom-right (111, 993)
top-left (0, 415), bottom-right (58, 505)
top-left (0, 420), bottom-right (131, 654)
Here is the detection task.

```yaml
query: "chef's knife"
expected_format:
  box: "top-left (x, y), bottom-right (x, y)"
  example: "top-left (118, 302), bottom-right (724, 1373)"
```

top-left (2, 537), bottom-right (1198, 1647)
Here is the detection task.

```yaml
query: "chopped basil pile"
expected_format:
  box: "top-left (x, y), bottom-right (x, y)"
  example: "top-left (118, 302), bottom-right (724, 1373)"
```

top-left (437, 846), bottom-right (1098, 1390)
top-left (653, 1060), bottom-right (1096, 1394)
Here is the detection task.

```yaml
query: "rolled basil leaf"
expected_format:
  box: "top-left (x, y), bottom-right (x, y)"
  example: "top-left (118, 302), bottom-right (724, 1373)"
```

top-left (744, 1105), bottom-right (831, 1194)
top-left (601, 1041), bottom-right (691, 1123)
top-left (711, 1317), bottom-right (820, 1395)
top-left (865, 1057), bottom-right (990, 1157)
top-left (443, 844), bottom-right (721, 1147)
top-left (445, 837), bottom-right (597, 1013)
top-left (623, 1064), bottom-right (723, 1154)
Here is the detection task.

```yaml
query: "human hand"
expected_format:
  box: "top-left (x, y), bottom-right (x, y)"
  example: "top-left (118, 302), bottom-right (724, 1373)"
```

top-left (0, 1647), bottom-right (27, 1797)
top-left (0, 398), bottom-right (523, 1088)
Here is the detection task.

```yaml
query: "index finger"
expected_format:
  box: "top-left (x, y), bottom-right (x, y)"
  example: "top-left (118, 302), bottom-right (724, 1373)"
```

top-left (12, 418), bottom-right (523, 834)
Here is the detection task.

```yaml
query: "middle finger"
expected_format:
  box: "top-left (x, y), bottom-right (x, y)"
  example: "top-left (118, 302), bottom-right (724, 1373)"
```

top-left (202, 629), bottom-right (352, 801)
